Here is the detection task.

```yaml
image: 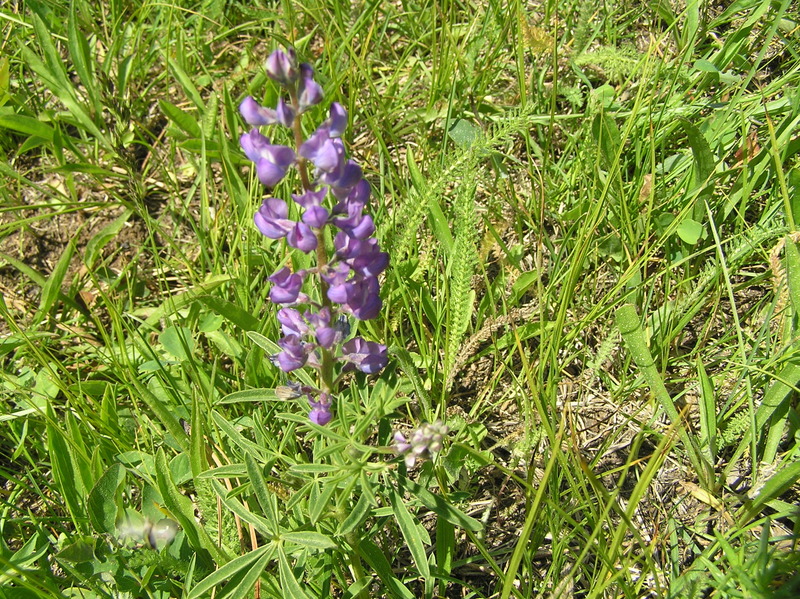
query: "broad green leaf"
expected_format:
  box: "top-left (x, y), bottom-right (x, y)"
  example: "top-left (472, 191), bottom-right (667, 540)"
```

top-left (54, 537), bottom-right (95, 563)
top-left (402, 479), bottom-right (482, 532)
top-left (87, 463), bottom-right (125, 534)
top-left (282, 531), bottom-right (337, 551)
top-left (245, 453), bottom-right (280, 534)
top-left (360, 540), bottom-right (415, 599)
top-left (448, 119), bottom-right (482, 148)
top-left (308, 478), bottom-right (337, 524)
top-left (676, 218), bottom-right (704, 245)
top-left (211, 410), bottom-right (264, 458)
top-left (218, 388), bottom-right (282, 404)
top-left (277, 546), bottom-right (312, 599)
top-left (198, 295), bottom-right (260, 331)
top-left (188, 545), bottom-right (271, 599)
top-left (435, 518), bottom-right (455, 578)
top-left (337, 492), bottom-right (371, 537)
top-left (389, 487), bottom-right (431, 581)
top-left (156, 449), bottom-right (225, 565)
top-left (159, 325), bottom-right (195, 361)
top-left (160, 99), bottom-right (201, 138)
top-left (211, 479), bottom-right (274, 537)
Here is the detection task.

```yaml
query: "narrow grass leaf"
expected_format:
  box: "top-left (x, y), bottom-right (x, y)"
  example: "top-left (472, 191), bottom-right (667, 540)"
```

top-left (141, 274), bottom-right (233, 326)
top-left (389, 487), bottom-right (431, 581)
top-left (616, 304), bottom-right (711, 486)
top-left (187, 545), bottom-right (271, 599)
top-left (170, 62), bottom-right (205, 111)
top-left (591, 112), bottom-right (621, 168)
top-left (746, 460), bottom-right (800, 516)
top-left (190, 394), bottom-right (207, 479)
top-left (67, 6), bottom-right (101, 116)
top-left (696, 358), bottom-right (717, 464)
top-left (755, 363), bottom-right (800, 464)
top-left (35, 240), bottom-right (75, 324)
top-left (783, 237), bottom-right (800, 316)
top-left (87, 463), bottom-right (125, 534)
top-left (84, 209), bottom-right (132, 268)
top-left (0, 114), bottom-right (55, 141)
top-left (360, 539), bottom-right (415, 599)
top-left (46, 412), bottom-right (86, 532)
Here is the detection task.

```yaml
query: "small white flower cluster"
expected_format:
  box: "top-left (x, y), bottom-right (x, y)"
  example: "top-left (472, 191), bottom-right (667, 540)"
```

top-left (393, 420), bottom-right (449, 468)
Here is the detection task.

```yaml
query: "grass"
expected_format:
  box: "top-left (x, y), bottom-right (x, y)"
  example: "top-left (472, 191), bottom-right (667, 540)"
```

top-left (1, 0), bottom-right (800, 597)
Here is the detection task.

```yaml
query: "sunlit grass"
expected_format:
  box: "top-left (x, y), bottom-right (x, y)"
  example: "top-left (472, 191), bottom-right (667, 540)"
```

top-left (1, 0), bottom-right (799, 597)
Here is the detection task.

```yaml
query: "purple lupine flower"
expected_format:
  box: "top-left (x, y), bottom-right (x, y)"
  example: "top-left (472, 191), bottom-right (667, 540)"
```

top-left (274, 335), bottom-right (308, 372)
top-left (274, 98), bottom-right (296, 127)
top-left (240, 130), bottom-right (296, 187)
top-left (394, 421), bottom-right (449, 468)
top-left (277, 308), bottom-right (308, 336)
top-left (300, 128), bottom-right (344, 173)
top-left (298, 63), bottom-right (324, 111)
top-left (242, 47), bottom-right (390, 426)
top-left (305, 308), bottom-right (338, 349)
top-left (266, 48), bottom-right (298, 85)
top-left (309, 393), bottom-right (333, 426)
top-left (320, 160), bottom-right (363, 198)
top-left (286, 221), bottom-right (318, 253)
top-left (254, 198), bottom-right (294, 239)
top-left (240, 97), bottom-right (278, 126)
top-left (326, 103), bottom-right (348, 138)
top-left (301, 205), bottom-right (329, 228)
top-left (269, 267), bottom-right (305, 304)
top-left (341, 337), bottom-right (388, 374)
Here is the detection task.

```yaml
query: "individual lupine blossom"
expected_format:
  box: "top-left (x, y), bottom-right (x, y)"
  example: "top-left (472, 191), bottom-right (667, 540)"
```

top-left (240, 48), bottom-right (389, 426)
top-left (393, 421), bottom-right (449, 468)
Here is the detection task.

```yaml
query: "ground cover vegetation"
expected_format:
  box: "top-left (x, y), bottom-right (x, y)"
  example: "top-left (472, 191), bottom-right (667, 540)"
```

top-left (1, 0), bottom-right (799, 596)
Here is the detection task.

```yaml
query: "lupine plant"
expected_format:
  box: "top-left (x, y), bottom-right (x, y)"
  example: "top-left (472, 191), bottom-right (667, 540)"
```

top-left (240, 48), bottom-right (389, 427)
top-left (227, 48), bottom-right (475, 598)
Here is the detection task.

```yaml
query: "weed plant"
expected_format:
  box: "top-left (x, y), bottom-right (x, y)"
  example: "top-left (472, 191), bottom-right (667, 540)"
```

top-left (1, 0), bottom-right (800, 597)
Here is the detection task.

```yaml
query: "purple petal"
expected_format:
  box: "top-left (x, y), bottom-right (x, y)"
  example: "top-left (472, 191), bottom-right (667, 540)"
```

top-left (240, 129), bottom-right (271, 163)
top-left (293, 188), bottom-right (328, 208)
top-left (256, 158), bottom-right (289, 187)
top-left (254, 198), bottom-right (292, 239)
top-left (240, 97), bottom-right (277, 126)
top-left (302, 205), bottom-right (329, 228)
top-left (286, 222), bottom-right (318, 253)
top-left (328, 103), bottom-right (348, 137)
top-left (266, 49), bottom-right (298, 85)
